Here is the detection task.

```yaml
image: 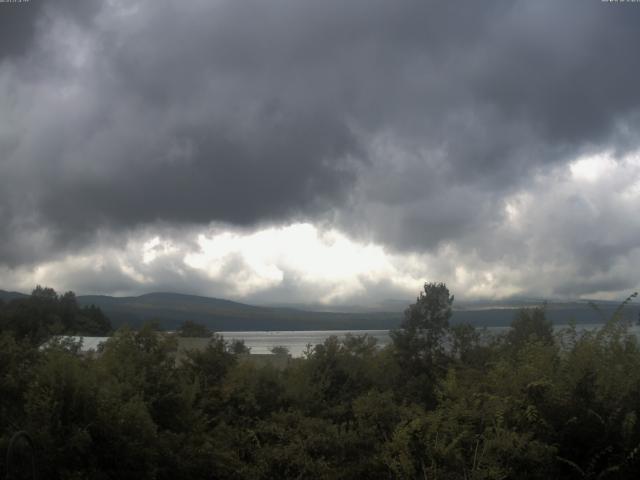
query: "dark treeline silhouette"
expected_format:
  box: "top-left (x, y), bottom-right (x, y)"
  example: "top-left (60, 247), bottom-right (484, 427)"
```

top-left (0, 286), bottom-right (111, 344)
top-left (1, 284), bottom-right (640, 478)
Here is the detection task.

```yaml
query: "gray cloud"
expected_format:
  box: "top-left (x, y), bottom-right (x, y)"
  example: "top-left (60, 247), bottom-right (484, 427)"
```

top-left (0, 0), bottom-right (102, 59)
top-left (0, 2), bottom-right (43, 59)
top-left (2, 0), bottom-right (640, 300)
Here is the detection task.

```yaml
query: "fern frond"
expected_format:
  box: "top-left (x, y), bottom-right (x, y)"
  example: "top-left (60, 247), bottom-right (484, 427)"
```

top-left (556, 456), bottom-right (585, 476)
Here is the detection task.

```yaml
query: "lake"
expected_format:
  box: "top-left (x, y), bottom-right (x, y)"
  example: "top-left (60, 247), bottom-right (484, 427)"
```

top-left (221, 323), bottom-right (640, 357)
top-left (221, 330), bottom-right (392, 357)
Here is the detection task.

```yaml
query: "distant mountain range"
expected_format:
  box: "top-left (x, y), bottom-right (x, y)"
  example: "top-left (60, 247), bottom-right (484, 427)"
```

top-left (1, 290), bottom-right (638, 331)
top-left (0, 290), bottom-right (29, 302)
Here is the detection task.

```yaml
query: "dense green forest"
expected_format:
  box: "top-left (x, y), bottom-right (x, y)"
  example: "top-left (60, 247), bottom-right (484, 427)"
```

top-left (1, 284), bottom-right (640, 479)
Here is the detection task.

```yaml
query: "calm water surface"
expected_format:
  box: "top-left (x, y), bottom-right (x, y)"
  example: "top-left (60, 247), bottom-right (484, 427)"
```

top-left (221, 323), bottom-right (640, 357)
top-left (222, 330), bottom-right (391, 357)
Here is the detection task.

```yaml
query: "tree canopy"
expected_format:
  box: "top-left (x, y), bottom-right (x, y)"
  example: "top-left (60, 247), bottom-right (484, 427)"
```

top-left (177, 319), bottom-right (212, 338)
top-left (1, 284), bottom-right (640, 479)
top-left (0, 287), bottom-right (111, 344)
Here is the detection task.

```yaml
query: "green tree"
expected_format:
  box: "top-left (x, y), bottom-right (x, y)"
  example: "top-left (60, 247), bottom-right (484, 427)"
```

top-left (76, 304), bottom-right (112, 335)
top-left (270, 345), bottom-right (290, 355)
top-left (0, 287), bottom-right (111, 343)
top-left (507, 306), bottom-right (553, 349)
top-left (390, 282), bottom-right (453, 405)
top-left (449, 322), bottom-right (486, 365)
top-left (177, 320), bottom-right (212, 338)
top-left (391, 282), bottom-right (454, 356)
top-left (229, 339), bottom-right (251, 354)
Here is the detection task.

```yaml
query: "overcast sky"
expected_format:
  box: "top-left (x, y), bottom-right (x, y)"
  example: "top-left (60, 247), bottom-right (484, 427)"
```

top-left (1, 0), bottom-right (640, 305)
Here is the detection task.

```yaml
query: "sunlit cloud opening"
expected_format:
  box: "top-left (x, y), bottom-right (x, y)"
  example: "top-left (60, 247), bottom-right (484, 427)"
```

top-left (569, 151), bottom-right (616, 183)
top-left (184, 223), bottom-right (400, 302)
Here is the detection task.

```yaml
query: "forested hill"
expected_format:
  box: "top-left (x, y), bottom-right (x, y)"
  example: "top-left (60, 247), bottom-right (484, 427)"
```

top-left (2, 290), bottom-right (638, 330)
top-left (0, 290), bottom-right (28, 302)
top-left (57, 293), bottom-right (640, 330)
top-left (74, 292), bottom-right (402, 330)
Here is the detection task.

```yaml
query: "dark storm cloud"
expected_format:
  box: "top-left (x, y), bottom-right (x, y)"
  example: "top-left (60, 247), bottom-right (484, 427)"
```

top-left (0, 2), bottom-right (43, 59)
top-left (37, 112), bottom-right (358, 232)
top-left (2, 0), bottom-right (640, 301)
top-left (0, 0), bottom-right (101, 59)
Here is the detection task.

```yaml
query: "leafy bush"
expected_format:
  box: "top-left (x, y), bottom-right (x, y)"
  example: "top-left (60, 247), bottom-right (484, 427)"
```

top-left (2, 285), bottom-right (640, 478)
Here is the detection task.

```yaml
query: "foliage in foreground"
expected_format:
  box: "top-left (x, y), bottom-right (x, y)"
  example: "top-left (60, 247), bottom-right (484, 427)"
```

top-left (1, 284), bottom-right (640, 479)
top-left (0, 286), bottom-right (111, 344)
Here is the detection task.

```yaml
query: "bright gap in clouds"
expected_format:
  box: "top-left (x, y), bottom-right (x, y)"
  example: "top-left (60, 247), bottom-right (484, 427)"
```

top-left (569, 152), bottom-right (616, 183)
top-left (2, 149), bottom-right (640, 303)
top-left (184, 223), bottom-right (406, 303)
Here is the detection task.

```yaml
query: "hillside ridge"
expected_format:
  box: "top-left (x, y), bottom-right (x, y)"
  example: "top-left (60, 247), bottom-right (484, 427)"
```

top-left (1, 289), bottom-right (638, 331)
